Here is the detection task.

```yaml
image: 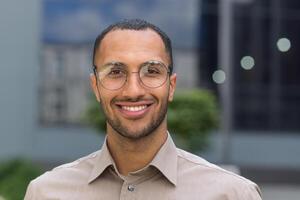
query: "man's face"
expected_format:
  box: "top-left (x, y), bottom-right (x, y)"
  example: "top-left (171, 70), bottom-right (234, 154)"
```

top-left (90, 29), bottom-right (176, 140)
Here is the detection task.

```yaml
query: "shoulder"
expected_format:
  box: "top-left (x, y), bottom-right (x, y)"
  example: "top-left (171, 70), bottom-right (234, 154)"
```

top-left (176, 148), bottom-right (262, 199)
top-left (24, 150), bottom-right (100, 199)
top-left (38, 150), bottom-right (99, 183)
top-left (177, 148), bottom-right (242, 179)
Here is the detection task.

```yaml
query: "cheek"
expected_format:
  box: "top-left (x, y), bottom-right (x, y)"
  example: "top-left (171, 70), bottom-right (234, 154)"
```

top-left (99, 93), bottom-right (113, 110)
top-left (154, 87), bottom-right (170, 104)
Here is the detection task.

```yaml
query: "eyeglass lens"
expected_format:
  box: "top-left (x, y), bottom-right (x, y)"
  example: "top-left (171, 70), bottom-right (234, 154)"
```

top-left (97, 61), bottom-right (169, 90)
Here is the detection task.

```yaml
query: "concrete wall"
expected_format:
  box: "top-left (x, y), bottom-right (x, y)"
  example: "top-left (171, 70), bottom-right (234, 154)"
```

top-left (201, 131), bottom-right (300, 169)
top-left (0, 0), bottom-right (40, 159)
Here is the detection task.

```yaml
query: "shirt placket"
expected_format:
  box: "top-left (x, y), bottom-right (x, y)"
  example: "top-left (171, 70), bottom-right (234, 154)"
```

top-left (119, 180), bottom-right (137, 200)
top-left (117, 165), bottom-right (159, 200)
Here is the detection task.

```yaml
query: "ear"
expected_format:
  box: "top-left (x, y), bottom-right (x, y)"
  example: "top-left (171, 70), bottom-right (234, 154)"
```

top-left (168, 73), bottom-right (177, 102)
top-left (90, 73), bottom-right (100, 102)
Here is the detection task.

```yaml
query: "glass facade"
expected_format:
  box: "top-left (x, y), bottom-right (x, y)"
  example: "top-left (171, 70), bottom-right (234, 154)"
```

top-left (200, 0), bottom-right (300, 131)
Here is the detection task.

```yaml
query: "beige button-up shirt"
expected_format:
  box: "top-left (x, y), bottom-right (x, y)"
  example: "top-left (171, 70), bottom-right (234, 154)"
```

top-left (24, 134), bottom-right (262, 200)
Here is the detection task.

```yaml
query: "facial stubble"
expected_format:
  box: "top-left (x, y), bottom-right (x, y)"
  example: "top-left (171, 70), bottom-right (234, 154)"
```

top-left (99, 93), bottom-right (169, 140)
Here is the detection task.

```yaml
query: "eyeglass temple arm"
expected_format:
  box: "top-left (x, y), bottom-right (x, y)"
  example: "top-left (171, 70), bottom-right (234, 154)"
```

top-left (92, 65), bottom-right (97, 75)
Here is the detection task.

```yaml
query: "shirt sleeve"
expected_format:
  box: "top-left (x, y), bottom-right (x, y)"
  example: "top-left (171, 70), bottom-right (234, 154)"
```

top-left (24, 181), bottom-right (36, 200)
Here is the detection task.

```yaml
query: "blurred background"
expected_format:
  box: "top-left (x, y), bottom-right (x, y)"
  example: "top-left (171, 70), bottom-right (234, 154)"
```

top-left (0, 0), bottom-right (300, 199)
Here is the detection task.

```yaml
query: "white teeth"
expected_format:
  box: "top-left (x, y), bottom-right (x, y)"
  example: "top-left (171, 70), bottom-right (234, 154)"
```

top-left (122, 105), bottom-right (147, 112)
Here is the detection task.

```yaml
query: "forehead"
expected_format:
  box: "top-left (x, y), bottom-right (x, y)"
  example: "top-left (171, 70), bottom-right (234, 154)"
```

top-left (95, 29), bottom-right (168, 65)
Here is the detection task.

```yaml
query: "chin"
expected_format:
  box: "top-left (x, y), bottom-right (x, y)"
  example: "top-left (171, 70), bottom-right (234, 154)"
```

top-left (117, 128), bottom-right (154, 140)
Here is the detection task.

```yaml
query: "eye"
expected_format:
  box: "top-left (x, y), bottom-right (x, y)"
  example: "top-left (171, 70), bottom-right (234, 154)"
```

top-left (109, 68), bottom-right (123, 75)
top-left (107, 67), bottom-right (126, 78)
top-left (146, 66), bottom-right (160, 74)
top-left (141, 62), bottom-right (164, 77)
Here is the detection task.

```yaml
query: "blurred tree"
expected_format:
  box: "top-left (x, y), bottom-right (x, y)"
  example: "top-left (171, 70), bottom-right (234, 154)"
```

top-left (0, 160), bottom-right (42, 200)
top-left (168, 89), bottom-right (219, 152)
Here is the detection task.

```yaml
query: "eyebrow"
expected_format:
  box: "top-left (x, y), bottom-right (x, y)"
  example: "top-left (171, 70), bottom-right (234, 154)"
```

top-left (103, 61), bottom-right (126, 67)
top-left (100, 60), bottom-right (169, 72)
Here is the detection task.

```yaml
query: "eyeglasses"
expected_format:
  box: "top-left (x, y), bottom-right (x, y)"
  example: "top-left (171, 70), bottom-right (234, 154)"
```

top-left (93, 60), bottom-right (170, 90)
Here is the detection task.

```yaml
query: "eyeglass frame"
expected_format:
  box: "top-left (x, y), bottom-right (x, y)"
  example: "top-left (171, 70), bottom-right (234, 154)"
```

top-left (93, 60), bottom-right (171, 91)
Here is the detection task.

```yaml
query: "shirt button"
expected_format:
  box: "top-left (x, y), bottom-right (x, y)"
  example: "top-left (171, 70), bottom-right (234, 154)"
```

top-left (127, 185), bottom-right (135, 192)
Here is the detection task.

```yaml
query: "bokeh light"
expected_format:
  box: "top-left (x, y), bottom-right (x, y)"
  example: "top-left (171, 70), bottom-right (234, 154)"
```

top-left (212, 70), bottom-right (226, 84)
top-left (240, 56), bottom-right (255, 70)
top-left (277, 38), bottom-right (291, 52)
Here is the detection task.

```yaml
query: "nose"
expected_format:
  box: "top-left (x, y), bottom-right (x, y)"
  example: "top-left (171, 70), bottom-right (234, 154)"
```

top-left (121, 72), bottom-right (146, 100)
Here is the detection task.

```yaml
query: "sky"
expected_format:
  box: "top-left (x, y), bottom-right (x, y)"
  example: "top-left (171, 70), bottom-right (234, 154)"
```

top-left (43, 0), bottom-right (201, 48)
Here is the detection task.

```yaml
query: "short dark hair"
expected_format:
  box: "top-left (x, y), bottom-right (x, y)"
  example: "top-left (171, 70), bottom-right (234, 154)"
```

top-left (92, 19), bottom-right (173, 74)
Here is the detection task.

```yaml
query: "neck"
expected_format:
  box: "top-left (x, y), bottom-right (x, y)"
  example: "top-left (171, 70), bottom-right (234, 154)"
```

top-left (106, 121), bottom-right (168, 176)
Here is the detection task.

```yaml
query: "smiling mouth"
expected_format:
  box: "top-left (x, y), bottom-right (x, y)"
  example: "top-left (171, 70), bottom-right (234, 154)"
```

top-left (121, 105), bottom-right (148, 112)
top-left (115, 101), bottom-right (153, 119)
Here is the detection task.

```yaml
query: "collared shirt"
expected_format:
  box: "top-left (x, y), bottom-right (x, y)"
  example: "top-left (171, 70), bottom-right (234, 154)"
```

top-left (24, 134), bottom-right (262, 200)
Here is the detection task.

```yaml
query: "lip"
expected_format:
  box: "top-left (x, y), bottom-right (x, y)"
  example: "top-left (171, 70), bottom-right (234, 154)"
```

top-left (115, 101), bottom-right (154, 119)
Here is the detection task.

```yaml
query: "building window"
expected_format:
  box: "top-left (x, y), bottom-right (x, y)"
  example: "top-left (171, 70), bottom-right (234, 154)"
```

top-left (39, 44), bottom-right (92, 125)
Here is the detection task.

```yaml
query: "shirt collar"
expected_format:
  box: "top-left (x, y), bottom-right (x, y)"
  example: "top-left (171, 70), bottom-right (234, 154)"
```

top-left (88, 133), bottom-right (178, 186)
top-left (149, 133), bottom-right (178, 186)
top-left (88, 138), bottom-right (114, 184)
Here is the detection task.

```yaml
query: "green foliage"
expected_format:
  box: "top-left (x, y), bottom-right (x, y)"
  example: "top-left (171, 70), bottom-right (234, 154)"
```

top-left (0, 159), bottom-right (42, 200)
top-left (168, 89), bottom-right (219, 152)
top-left (84, 89), bottom-right (219, 152)
top-left (84, 99), bottom-right (106, 132)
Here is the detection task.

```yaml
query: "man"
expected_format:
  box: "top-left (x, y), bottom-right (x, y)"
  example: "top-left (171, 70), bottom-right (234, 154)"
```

top-left (25, 19), bottom-right (262, 200)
